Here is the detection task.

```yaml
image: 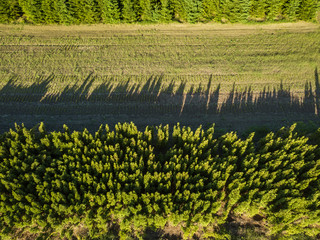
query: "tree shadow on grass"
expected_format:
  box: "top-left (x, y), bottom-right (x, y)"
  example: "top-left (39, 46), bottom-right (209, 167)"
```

top-left (218, 79), bottom-right (316, 115)
top-left (0, 74), bottom-right (53, 102)
top-left (0, 69), bottom-right (319, 132)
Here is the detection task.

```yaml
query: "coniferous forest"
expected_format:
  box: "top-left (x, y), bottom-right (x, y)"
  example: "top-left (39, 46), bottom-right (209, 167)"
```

top-left (0, 0), bottom-right (320, 24)
top-left (0, 122), bottom-right (320, 239)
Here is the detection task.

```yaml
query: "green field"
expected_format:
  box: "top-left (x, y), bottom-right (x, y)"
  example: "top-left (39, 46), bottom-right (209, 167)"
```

top-left (0, 22), bottom-right (320, 132)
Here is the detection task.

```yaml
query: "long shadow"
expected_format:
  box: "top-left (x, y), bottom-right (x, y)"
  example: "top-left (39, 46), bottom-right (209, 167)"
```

top-left (0, 74), bottom-right (53, 102)
top-left (218, 80), bottom-right (316, 115)
top-left (0, 70), bottom-right (319, 133)
top-left (315, 67), bottom-right (320, 115)
top-left (43, 72), bottom-right (95, 102)
top-left (0, 72), bottom-right (318, 116)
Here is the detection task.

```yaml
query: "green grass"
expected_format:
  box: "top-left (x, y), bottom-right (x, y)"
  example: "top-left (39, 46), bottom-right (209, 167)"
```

top-left (0, 22), bottom-right (320, 133)
top-left (0, 22), bottom-right (319, 94)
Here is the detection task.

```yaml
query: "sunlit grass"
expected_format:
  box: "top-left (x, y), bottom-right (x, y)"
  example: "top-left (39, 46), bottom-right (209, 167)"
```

top-left (0, 22), bottom-right (319, 96)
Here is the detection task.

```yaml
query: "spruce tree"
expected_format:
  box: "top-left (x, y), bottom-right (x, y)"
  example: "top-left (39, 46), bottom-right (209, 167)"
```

top-left (286, 0), bottom-right (301, 21)
top-left (224, 0), bottom-right (251, 22)
top-left (18, 0), bottom-right (43, 23)
top-left (41, 0), bottom-right (59, 23)
top-left (250, 0), bottom-right (268, 20)
top-left (150, 2), bottom-right (161, 22)
top-left (55, 0), bottom-right (71, 24)
top-left (159, 0), bottom-right (172, 22)
top-left (185, 0), bottom-right (202, 23)
top-left (240, 0), bottom-right (252, 21)
top-left (266, 0), bottom-right (285, 20)
top-left (68, 0), bottom-right (98, 24)
top-left (299, 0), bottom-right (317, 20)
top-left (171, 0), bottom-right (188, 22)
top-left (0, 0), bottom-right (22, 22)
top-left (139, 0), bottom-right (153, 21)
top-left (201, 0), bottom-right (220, 21)
top-left (121, 0), bottom-right (137, 22)
top-left (68, 0), bottom-right (83, 23)
top-left (220, 0), bottom-right (240, 22)
top-left (0, 0), bottom-right (10, 22)
top-left (82, 0), bottom-right (98, 23)
top-left (317, 1), bottom-right (320, 23)
top-left (99, 0), bottom-right (120, 23)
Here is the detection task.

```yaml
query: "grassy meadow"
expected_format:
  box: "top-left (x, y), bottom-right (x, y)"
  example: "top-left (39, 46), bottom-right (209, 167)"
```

top-left (0, 22), bottom-right (320, 132)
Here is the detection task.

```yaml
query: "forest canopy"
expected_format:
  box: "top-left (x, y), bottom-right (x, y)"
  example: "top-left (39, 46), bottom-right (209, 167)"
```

top-left (0, 0), bottom-right (319, 24)
top-left (0, 123), bottom-right (320, 239)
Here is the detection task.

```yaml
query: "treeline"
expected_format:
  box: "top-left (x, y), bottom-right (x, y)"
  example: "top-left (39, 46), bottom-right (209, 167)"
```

top-left (0, 122), bottom-right (320, 239)
top-left (0, 0), bottom-right (319, 24)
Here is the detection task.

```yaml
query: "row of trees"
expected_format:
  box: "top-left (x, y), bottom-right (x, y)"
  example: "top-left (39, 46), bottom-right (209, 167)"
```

top-left (0, 0), bottom-right (319, 23)
top-left (0, 122), bottom-right (320, 239)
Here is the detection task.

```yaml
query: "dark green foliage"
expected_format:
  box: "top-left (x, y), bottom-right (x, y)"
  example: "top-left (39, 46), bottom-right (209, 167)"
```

top-left (170, 0), bottom-right (187, 22)
top-left (299, 0), bottom-right (318, 20)
top-left (18, 0), bottom-right (44, 23)
top-left (98, 0), bottom-right (120, 23)
top-left (121, 0), bottom-right (136, 22)
top-left (171, 0), bottom-right (203, 23)
top-left (185, 0), bottom-right (203, 23)
top-left (82, 0), bottom-right (100, 23)
top-left (67, 0), bottom-right (83, 24)
top-left (318, 1), bottom-right (320, 23)
top-left (41, 0), bottom-right (59, 23)
top-left (138, 0), bottom-right (153, 21)
top-left (0, 0), bottom-right (22, 22)
top-left (159, 0), bottom-right (172, 22)
top-left (250, 0), bottom-right (268, 20)
top-left (55, 0), bottom-right (72, 24)
top-left (266, 0), bottom-right (286, 20)
top-left (0, 122), bottom-right (320, 239)
top-left (69, 0), bottom-right (99, 23)
top-left (286, 0), bottom-right (302, 21)
top-left (1, 0), bottom-right (319, 23)
top-left (201, 0), bottom-right (220, 21)
top-left (221, 0), bottom-right (252, 22)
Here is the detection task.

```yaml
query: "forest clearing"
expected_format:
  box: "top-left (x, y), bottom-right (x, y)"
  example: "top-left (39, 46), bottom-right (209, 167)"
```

top-left (0, 22), bottom-right (320, 133)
